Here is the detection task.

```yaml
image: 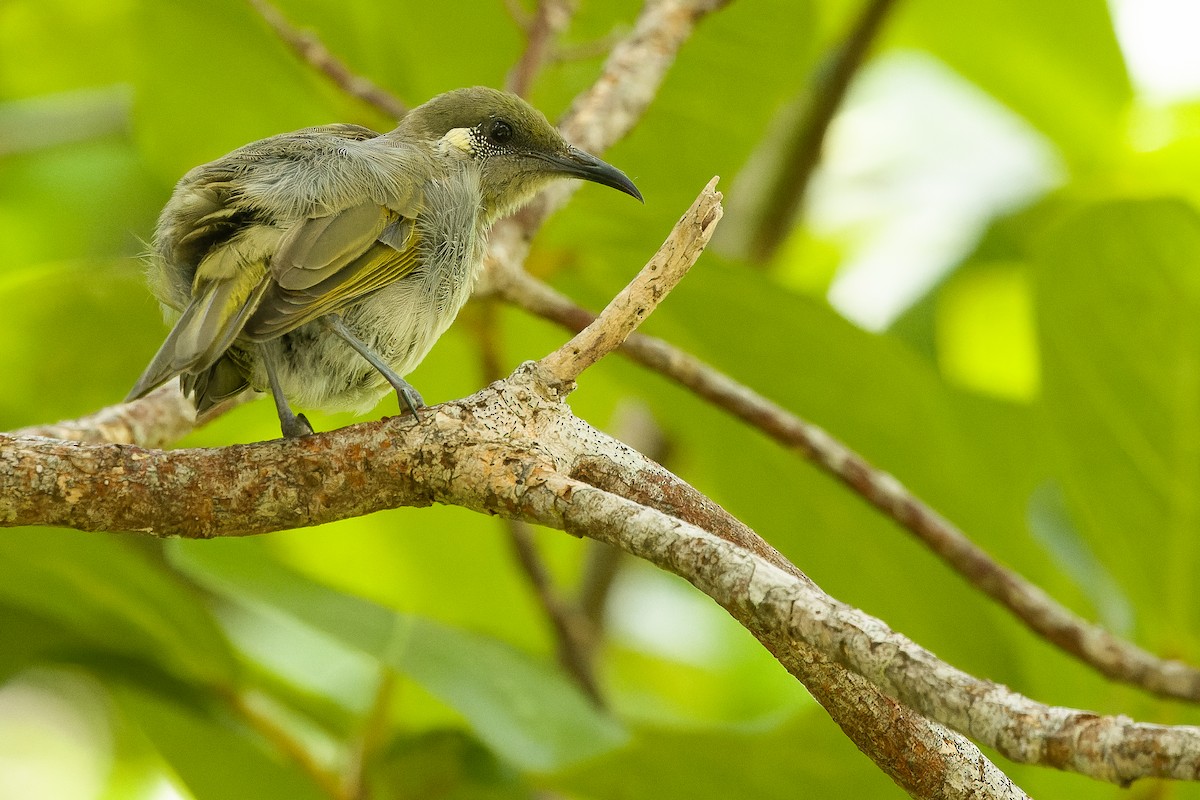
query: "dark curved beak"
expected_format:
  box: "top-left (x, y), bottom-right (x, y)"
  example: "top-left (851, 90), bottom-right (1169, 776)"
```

top-left (541, 146), bottom-right (643, 202)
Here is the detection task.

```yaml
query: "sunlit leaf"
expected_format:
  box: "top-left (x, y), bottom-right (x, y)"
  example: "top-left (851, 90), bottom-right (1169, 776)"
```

top-left (1035, 199), bottom-right (1200, 650)
top-left (112, 684), bottom-right (329, 800)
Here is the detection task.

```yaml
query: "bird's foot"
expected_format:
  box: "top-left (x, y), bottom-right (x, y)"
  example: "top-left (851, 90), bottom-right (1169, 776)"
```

top-left (280, 411), bottom-right (315, 438)
top-left (391, 379), bottom-right (425, 420)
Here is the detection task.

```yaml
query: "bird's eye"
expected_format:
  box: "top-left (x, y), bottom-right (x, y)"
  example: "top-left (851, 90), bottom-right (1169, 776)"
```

top-left (489, 119), bottom-right (514, 145)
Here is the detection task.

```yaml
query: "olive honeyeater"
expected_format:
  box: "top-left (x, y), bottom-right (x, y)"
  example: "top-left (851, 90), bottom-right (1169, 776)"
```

top-left (127, 86), bottom-right (642, 437)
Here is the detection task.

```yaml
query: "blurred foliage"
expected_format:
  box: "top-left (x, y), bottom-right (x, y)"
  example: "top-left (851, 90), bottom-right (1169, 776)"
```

top-left (3, 0), bottom-right (1200, 798)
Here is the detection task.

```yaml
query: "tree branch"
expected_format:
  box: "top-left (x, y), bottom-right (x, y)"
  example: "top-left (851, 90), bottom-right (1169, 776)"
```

top-left (505, 519), bottom-right (605, 706)
top-left (14, 358), bottom-right (1196, 788)
top-left (507, 0), bottom-right (575, 97)
top-left (245, 0), bottom-right (408, 120)
top-left (495, 268), bottom-right (1200, 703)
top-left (746, 0), bottom-right (900, 263)
top-left (13, 382), bottom-right (199, 447)
top-left (539, 177), bottom-right (722, 386)
top-left (6, 183), bottom-right (1032, 796)
top-left (2, 359), bottom-right (1036, 798)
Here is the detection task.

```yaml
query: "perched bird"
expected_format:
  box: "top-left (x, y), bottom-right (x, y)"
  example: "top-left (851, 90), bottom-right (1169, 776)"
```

top-left (127, 86), bottom-right (641, 437)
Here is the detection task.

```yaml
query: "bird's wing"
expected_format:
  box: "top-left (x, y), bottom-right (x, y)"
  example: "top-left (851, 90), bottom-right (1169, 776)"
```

top-left (125, 225), bottom-right (279, 401)
top-left (127, 125), bottom-right (417, 401)
top-left (241, 204), bottom-right (420, 341)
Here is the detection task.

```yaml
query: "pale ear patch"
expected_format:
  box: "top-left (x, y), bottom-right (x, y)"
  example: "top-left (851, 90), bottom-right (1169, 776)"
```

top-left (437, 127), bottom-right (475, 159)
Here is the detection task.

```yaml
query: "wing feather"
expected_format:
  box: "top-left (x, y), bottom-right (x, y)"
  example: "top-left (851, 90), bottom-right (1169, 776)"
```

top-left (243, 212), bottom-right (420, 340)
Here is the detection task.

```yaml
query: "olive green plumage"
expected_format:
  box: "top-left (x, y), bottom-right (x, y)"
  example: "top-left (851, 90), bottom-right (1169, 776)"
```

top-left (127, 86), bottom-right (641, 436)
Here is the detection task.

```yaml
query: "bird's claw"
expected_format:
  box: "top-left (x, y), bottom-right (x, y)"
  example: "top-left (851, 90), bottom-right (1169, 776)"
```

top-left (396, 384), bottom-right (425, 421)
top-left (281, 412), bottom-right (315, 438)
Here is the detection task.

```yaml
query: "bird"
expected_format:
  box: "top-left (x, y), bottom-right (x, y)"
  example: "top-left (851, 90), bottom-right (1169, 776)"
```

top-left (126, 86), bottom-right (642, 438)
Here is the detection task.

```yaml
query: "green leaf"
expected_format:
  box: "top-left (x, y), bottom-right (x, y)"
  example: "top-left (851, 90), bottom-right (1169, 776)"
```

top-left (111, 684), bottom-right (329, 800)
top-left (169, 539), bottom-right (628, 771)
top-left (370, 729), bottom-right (535, 800)
top-left (1035, 199), bottom-right (1200, 646)
top-left (0, 529), bottom-right (237, 687)
top-left (551, 710), bottom-right (905, 799)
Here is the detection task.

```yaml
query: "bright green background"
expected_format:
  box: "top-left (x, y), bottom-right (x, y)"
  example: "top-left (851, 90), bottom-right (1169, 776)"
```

top-left (3, 0), bottom-right (1199, 797)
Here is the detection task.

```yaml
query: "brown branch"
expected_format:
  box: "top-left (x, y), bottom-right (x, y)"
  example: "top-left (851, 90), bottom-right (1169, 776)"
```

top-left (7, 183), bottom-right (1030, 794)
top-left (747, 0), bottom-right (900, 263)
top-left (551, 478), bottom-right (1200, 786)
top-left (495, 267), bottom-right (1200, 703)
top-left (15, 358), bottom-right (1200, 786)
top-left (2, 372), bottom-right (1037, 797)
top-left (246, 0), bottom-right (408, 120)
top-left (505, 519), bottom-right (605, 706)
top-left (507, 0), bottom-right (576, 97)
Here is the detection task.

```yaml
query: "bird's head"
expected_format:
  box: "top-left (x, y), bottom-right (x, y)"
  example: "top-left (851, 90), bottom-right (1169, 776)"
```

top-left (400, 86), bottom-right (642, 220)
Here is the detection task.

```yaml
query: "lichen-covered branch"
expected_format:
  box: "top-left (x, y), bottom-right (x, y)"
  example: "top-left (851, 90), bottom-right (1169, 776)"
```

top-left (496, 266), bottom-right (1200, 704)
top-left (549, 476), bottom-right (1200, 785)
top-left (0, 365), bottom-right (1030, 798)
top-left (540, 177), bottom-right (722, 386)
top-left (12, 382), bottom-right (252, 449)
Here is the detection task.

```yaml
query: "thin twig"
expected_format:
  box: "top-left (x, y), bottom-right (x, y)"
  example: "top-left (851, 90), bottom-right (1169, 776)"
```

top-left (507, 0), bottom-right (576, 97)
top-left (342, 670), bottom-right (395, 800)
top-left (539, 177), bottom-right (723, 387)
top-left (470, 300), bottom-right (606, 706)
top-left (576, 401), bottom-right (664, 629)
top-left (246, 0), bottom-right (408, 120)
top-left (747, 0), bottom-right (900, 263)
top-left (503, 0), bottom-right (535, 30)
top-left (497, 267), bottom-right (1200, 703)
top-left (505, 519), bottom-right (605, 706)
top-left (227, 690), bottom-right (348, 800)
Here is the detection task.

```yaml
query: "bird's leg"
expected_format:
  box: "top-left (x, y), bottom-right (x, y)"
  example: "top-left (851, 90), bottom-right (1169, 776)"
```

top-left (321, 314), bottom-right (425, 418)
top-left (260, 344), bottom-right (314, 438)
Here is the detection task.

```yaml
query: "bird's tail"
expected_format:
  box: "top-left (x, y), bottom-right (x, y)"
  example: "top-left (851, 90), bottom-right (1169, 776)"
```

top-left (125, 277), bottom-right (269, 402)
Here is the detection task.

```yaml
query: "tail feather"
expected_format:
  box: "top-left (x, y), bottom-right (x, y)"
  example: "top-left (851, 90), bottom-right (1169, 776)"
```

top-left (126, 277), bottom-right (269, 403)
top-left (180, 354), bottom-right (251, 412)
